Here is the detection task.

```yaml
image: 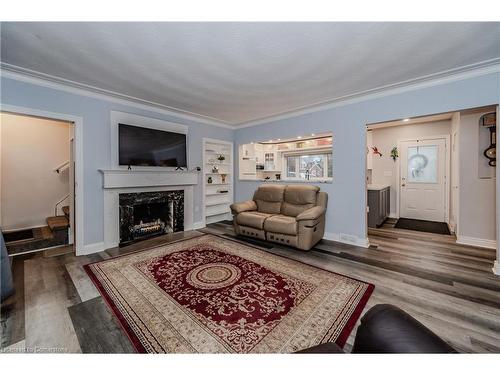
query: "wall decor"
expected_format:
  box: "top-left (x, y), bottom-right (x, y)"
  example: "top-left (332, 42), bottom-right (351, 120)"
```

top-left (390, 146), bottom-right (399, 162)
top-left (207, 176), bottom-right (213, 184)
top-left (371, 146), bottom-right (383, 157)
top-left (217, 154), bottom-right (226, 163)
top-left (481, 112), bottom-right (496, 167)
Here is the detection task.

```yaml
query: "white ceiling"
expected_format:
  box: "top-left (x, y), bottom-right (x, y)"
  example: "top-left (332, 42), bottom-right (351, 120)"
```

top-left (1, 22), bottom-right (500, 126)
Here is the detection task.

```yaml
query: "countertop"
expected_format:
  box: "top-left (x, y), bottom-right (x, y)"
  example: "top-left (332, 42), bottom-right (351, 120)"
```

top-left (367, 184), bottom-right (390, 191)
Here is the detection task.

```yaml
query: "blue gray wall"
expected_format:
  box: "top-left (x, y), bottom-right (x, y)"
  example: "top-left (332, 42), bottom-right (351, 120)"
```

top-left (0, 76), bottom-right (234, 247)
top-left (2, 71), bottom-right (499, 250)
top-left (234, 72), bottom-right (500, 243)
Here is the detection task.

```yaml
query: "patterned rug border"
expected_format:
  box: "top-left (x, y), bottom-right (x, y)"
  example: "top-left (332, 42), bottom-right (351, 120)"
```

top-left (84, 233), bottom-right (375, 353)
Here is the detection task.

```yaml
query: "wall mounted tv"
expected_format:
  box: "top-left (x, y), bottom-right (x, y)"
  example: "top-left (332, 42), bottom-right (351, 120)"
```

top-left (118, 123), bottom-right (187, 167)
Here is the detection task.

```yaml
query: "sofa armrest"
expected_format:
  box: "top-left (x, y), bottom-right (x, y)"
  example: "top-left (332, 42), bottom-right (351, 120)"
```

top-left (230, 200), bottom-right (257, 214)
top-left (352, 304), bottom-right (457, 353)
top-left (296, 206), bottom-right (326, 221)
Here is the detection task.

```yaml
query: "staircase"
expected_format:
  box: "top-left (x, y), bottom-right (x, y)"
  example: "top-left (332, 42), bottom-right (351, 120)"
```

top-left (5, 207), bottom-right (70, 256)
top-left (46, 205), bottom-right (70, 240)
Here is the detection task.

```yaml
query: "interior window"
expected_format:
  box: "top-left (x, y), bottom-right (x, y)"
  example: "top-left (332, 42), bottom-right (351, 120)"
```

top-left (238, 133), bottom-right (333, 182)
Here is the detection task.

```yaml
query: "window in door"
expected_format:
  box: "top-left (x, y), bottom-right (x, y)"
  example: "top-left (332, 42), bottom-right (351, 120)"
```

top-left (407, 145), bottom-right (438, 183)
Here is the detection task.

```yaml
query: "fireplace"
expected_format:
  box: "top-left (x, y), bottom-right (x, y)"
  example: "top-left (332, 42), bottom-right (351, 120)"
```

top-left (119, 191), bottom-right (184, 246)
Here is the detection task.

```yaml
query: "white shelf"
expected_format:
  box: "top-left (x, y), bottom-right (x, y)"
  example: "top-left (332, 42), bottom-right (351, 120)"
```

top-left (206, 162), bottom-right (231, 166)
top-left (206, 208), bottom-right (231, 216)
top-left (203, 138), bottom-right (234, 225)
top-left (206, 192), bottom-right (229, 196)
top-left (206, 201), bottom-right (231, 207)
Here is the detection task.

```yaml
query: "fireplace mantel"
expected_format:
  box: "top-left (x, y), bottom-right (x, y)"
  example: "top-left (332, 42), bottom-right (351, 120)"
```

top-left (99, 169), bottom-right (198, 189)
top-left (100, 169), bottom-right (197, 250)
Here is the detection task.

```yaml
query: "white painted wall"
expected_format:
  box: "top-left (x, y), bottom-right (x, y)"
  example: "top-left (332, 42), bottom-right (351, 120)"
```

top-left (458, 112), bottom-right (496, 242)
top-left (370, 120), bottom-right (452, 217)
top-left (0, 113), bottom-right (70, 231)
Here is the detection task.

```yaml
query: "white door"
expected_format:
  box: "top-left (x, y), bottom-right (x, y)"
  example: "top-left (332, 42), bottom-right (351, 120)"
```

top-left (400, 138), bottom-right (447, 222)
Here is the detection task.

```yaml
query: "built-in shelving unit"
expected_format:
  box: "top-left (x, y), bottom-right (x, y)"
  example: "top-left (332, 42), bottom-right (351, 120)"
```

top-left (203, 138), bottom-right (234, 225)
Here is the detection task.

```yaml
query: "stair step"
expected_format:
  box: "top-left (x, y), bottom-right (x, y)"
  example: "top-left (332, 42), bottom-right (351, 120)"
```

top-left (62, 205), bottom-right (70, 218)
top-left (46, 216), bottom-right (69, 231)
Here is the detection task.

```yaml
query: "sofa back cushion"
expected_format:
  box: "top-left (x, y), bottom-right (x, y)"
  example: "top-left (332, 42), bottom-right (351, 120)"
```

top-left (281, 185), bottom-right (320, 217)
top-left (253, 185), bottom-right (286, 214)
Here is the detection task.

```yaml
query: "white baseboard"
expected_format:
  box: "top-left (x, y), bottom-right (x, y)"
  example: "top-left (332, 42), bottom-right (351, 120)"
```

top-left (324, 232), bottom-right (370, 248)
top-left (192, 221), bottom-right (205, 230)
top-left (79, 241), bottom-right (106, 256)
top-left (388, 213), bottom-right (398, 219)
top-left (456, 235), bottom-right (496, 249)
top-left (493, 261), bottom-right (500, 276)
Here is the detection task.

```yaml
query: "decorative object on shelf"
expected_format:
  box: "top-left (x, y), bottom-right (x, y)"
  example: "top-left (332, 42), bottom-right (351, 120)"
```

top-left (390, 147), bottom-right (399, 162)
top-left (217, 154), bottom-right (226, 163)
top-left (212, 165), bottom-right (219, 173)
top-left (220, 173), bottom-right (227, 183)
top-left (371, 147), bottom-right (383, 157)
top-left (275, 173), bottom-right (281, 180)
top-left (207, 176), bottom-right (213, 184)
top-left (481, 112), bottom-right (496, 167)
top-left (218, 189), bottom-right (228, 193)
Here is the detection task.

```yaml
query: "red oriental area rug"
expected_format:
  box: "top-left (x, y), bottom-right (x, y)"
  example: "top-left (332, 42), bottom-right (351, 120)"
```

top-left (84, 234), bottom-right (374, 353)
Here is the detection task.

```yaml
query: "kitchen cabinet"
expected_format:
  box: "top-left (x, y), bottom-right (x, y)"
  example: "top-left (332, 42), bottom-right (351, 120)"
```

top-left (367, 185), bottom-right (390, 228)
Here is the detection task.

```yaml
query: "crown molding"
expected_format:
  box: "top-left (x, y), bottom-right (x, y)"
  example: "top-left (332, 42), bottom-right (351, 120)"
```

top-left (235, 58), bottom-right (500, 128)
top-left (0, 63), bottom-right (234, 129)
top-left (2, 58), bottom-right (500, 130)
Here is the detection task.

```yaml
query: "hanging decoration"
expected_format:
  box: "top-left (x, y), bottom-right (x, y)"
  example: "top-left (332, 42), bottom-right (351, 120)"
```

top-left (409, 151), bottom-right (428, 178)
top-left (480, 112), bottom-right (496, 167)
top-left (390, 146), bottom-right (399, 162)
top-left (371, 146), bottom-right (383, 157)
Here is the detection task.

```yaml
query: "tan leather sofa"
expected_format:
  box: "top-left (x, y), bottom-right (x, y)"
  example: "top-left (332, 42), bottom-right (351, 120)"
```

top-left (230, 184), bottom-right (328, 250)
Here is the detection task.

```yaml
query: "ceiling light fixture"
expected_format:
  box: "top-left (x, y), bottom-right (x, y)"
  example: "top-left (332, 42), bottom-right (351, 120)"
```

top-left (297, 136), bottom-right (302, 139)
top-left (403, 118), bottom-right (410, 122)
top-left (311, 133), bottom-right (315, 136)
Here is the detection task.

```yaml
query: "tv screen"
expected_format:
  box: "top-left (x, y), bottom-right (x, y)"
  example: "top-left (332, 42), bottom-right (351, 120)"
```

top-left (118, 124), bottom-right (187, 167)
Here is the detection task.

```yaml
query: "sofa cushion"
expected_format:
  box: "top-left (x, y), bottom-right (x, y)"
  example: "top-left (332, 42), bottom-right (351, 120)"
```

top-left (281, 185), bottom-right (320, 217)
top-left (253, 184), bottom-right (286, 214)
top-left (264, 215), bottom-right (297, 235)
top-left (236, 211), bottom-right (274, 229)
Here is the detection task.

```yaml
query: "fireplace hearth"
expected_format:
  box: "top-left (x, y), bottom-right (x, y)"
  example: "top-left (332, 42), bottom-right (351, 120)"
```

top-left (119, 191), bottom-right (184, 246)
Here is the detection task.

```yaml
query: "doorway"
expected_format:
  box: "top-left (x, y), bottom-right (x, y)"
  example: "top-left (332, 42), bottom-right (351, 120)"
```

top-left (0, 111), bottom-right (76, 256)
top-left (366, 106), bottom-right (497, 248)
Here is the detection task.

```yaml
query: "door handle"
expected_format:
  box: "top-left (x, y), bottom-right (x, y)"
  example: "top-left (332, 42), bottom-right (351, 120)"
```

top-left (401, 183), bottom-right (406, 187)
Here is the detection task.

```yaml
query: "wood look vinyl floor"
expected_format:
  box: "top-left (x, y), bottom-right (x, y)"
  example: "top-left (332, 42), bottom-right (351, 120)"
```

top-left (1, 221), bottom-right (499, 353)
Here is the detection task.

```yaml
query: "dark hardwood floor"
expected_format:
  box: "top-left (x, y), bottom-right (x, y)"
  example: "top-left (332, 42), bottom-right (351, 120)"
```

top-left (1, 221), bottom-right (499, 353)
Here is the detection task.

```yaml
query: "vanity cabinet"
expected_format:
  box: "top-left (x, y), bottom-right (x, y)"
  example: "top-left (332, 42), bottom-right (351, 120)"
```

top-left (367, 186), bottom-right (390, 228)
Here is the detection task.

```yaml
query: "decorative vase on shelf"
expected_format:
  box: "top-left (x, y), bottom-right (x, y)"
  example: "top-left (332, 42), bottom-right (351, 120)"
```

top-left (212, 165), bottom-right (219, 173)
top-left (207, 176), bottom-right (213, 184)
top-left (220, 174), bottom-right (227, 183)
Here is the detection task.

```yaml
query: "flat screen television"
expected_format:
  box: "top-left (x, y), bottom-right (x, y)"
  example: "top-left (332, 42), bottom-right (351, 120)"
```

top-left (118, 123), bottom-right (187, 167)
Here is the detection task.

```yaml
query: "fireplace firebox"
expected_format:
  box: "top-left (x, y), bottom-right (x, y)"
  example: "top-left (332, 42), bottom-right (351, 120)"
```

top-left (119, 191), bottom-right (184, 246)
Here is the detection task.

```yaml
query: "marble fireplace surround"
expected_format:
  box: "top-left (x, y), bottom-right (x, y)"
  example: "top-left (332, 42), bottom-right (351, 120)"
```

top-left (100, 170), bottom-right (197, 250)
